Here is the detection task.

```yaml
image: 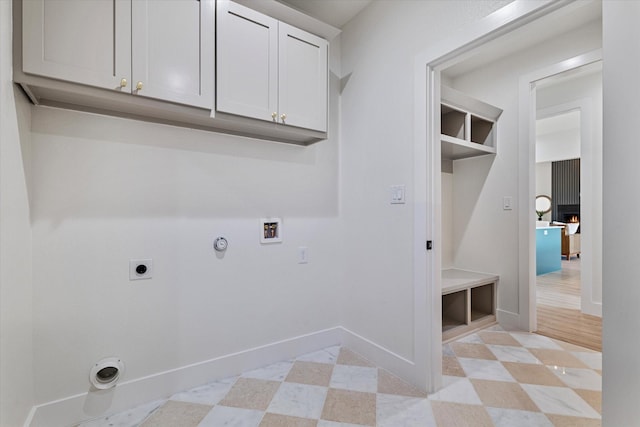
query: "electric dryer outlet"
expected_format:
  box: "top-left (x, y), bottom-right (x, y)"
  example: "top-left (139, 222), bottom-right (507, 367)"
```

top-left (129, 259), bottom-right (153, 280)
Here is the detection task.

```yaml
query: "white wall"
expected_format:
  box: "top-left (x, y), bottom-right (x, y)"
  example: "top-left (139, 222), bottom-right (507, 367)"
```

top-left (339, 0), bottom-right (512, 362)
top-left (447, 19), bottom-right (601, 323)
top-left (536, 129), bottom-right (580, 163)
top-left (26, 37), bottom-right (344, 423)
top-left (535, 162), bottom-right (552, 221)
top-left (441, 172), bottom-right (454, 269)
top-left (0, 1), bottom-right (35, 426)
top-left (602, 2), bottom-right (640, 425)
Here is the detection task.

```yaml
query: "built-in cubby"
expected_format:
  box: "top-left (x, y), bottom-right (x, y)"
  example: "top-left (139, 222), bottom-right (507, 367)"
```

top-left (440, 86), bottom-right (502, 160)
top-left (471, 283), bottom-right (494, 322)
top-left (442, 290), bottom-right (467, 332)
top-left (442, 269), bottom-right (498, 342)
top-left (441, 105), bottom-right (466, 140)
top-left (470, 115), bottom-right (494, 145)
top-left (440, 85), bottom-right (502, 341)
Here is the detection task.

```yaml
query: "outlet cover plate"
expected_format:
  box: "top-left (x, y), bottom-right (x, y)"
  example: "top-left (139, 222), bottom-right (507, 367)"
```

top-left (390, 185), bottom-right (406, 204)
top-left (298, 247), bottom-right (309, 264)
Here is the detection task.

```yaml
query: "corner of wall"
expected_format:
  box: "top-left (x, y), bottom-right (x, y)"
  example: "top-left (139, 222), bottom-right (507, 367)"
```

top-left (0, 1), bottom-right (35, 426)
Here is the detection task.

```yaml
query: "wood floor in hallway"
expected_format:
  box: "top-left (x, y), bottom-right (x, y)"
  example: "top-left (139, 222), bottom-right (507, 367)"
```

top-left (535, 258), bottom-right (602, 351)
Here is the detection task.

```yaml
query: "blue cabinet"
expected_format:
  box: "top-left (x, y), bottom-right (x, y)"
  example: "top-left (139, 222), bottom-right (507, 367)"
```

top-left (536, 227), bottom-right (562, 275)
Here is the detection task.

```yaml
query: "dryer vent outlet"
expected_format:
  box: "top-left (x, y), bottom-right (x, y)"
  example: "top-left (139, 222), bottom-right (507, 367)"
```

top-left (90, 357), bottom-right (124, 390)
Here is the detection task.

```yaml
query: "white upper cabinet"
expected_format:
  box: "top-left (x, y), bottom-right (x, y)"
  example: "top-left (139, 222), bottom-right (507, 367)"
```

top-left (278, 23), bottom-right (328, 132)
top-left (131, 0), bottom-right (213, 108)
top-left (18, 0), bottom-right (333, 143)
top-left (22, 0), bottom-right (131, 91)
top-left (216, 1), bottom-right (278, 122)
top-left (22, 0), bottom-right (214, 109)
top-left (216, 1), bottom-right (328, 133)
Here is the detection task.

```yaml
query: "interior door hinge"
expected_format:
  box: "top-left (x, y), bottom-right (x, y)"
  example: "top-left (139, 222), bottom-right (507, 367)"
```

top-left (426, 240), bottom-right (433, 251)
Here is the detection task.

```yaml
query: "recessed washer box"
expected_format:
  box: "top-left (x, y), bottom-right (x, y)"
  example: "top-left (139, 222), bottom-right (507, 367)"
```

top-left (260, 218), bottom-right (282, 244)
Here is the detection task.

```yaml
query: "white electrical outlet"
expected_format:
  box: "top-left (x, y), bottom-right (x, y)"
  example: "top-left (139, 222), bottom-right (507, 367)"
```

top-left (298, 247), bottom-right (309, 264)
top-left (390, 185), bottom-right (406, 204)
top-left (129, 259), bottom-right (153, 280)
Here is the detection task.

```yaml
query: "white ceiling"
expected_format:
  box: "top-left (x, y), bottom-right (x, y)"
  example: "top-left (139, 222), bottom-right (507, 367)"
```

top-left (277, 0), bottom-right (372, 29)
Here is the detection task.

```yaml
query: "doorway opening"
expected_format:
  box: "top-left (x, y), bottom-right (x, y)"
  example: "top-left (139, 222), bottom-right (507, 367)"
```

top-left (533, 64), bottom-right (603, 351)
top-left (414, 0), bottom-right (602, 392)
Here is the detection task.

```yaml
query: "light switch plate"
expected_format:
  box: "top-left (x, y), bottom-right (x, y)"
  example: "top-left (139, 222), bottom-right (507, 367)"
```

top-left (298, 247), bottom-right (309, 264)
top-left (390, 185), bottom-right (406, 204)
top-left (503, 196), bottom-right (513, 210)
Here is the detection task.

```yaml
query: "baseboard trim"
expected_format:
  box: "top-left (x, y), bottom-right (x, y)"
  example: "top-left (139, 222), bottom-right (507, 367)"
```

top-left (582, 301), bottom-right (602, 318)
top-left (339, 327), bottom-right (418, 388)
top-left (27, 326), bottom-right (419, 427)
top-left (28, 327), bottom-right (343, 427)
top-left (496, 308), bottom-right (521, 331)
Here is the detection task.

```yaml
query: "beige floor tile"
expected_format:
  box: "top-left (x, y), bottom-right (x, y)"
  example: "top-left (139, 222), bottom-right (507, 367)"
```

top-left (552, 339), bottom-right (596, 353)
top-left (450, 342), bottom-right (497, 360)
top-left (502, 362), bottom-right (565, 386)
top-left (285, 361), bottom-right (334, 387)
top-left (443, 356), bottom-right (466, 377)
top-left (528, 349), bottom-right (590, 369)
top-left (140, 400), bottom-right (212, 427)
top-left (546, 414), bottom-right (601, 427)
top-left (260, 413), bottom-right (318, 427)
top-left (320, 388), bottom-right (376, 426)
top-left (377, 369), bottom-right (427, 397)
top-left (470, 379), bottom-right (540, 411)
top-left (574, 389), bottom-right (601, 414)
top-left (431, 401), bottom-right (493, 427)
top-left (478, 331), bottom-right (521, 346)
top-left (336, 348), bottom-right (375, 367)
top-left (219, 377), bottom-right (281, 411)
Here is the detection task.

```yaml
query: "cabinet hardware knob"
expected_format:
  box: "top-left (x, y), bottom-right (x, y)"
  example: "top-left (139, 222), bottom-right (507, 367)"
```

top-left (280, 113), bottom-right (287, 123)
top-left (119, 78), bottom-right (128, 88)
top-left (136, 81), bottom-right (143, 91)
top-left (271, 112), bottom-right (277, 121)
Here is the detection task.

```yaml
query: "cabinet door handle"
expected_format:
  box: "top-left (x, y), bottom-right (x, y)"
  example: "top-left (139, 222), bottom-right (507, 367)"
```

top-left (119, 78), bottom-right (128, 88)
top-left (272, 112), bottom-right (277, 122)
top-left (136, 81), bottom-right (143, 91)
top-left (280, 113), bottom-right (287, 124)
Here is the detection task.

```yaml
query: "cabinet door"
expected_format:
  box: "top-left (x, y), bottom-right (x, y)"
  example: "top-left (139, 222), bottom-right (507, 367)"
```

top-left (22, 0), bottom-right (131, 91)
top-left (278, 23), bottom-right (328, 132)
top-left (131, 0), bottom-right (214, 108)
top-left (216, 0), bottom-right (278, 122)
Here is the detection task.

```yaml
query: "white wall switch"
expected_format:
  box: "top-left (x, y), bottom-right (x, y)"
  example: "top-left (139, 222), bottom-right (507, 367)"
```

top-left (298, 247), bottom-right (309, 264)
top-left (503, 196), bottom-right (513, 210)
top-left (390, 185), bottom-right (406, 204)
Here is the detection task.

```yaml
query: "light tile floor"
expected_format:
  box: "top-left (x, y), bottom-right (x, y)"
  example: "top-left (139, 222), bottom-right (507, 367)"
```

top-left (78, 326), bottom-right (601, 427)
